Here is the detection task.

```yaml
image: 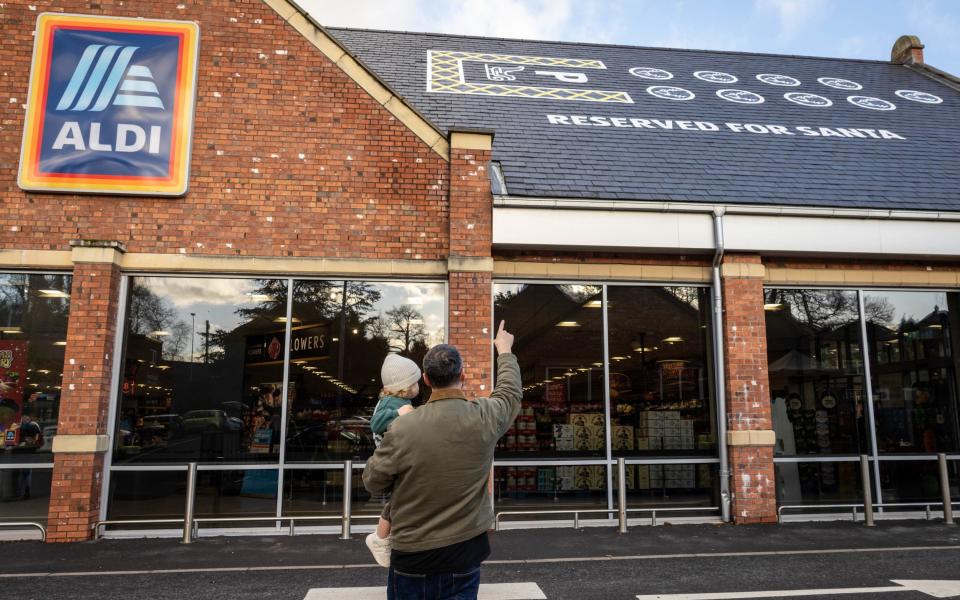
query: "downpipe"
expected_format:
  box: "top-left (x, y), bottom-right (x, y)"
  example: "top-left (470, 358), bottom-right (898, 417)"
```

top-left (712, 208), bottom-right (732, 522)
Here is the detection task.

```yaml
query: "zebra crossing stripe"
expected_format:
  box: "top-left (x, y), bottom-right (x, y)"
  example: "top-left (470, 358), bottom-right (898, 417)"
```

top-left (303, 582), bottom-right (546, 599)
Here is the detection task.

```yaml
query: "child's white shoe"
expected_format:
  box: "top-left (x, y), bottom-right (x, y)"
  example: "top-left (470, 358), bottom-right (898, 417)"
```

top-left (365, 532), bottom-right (392, 567)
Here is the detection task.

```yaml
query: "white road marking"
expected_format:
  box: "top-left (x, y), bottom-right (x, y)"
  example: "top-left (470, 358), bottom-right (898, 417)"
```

top-left (0, 545), bottom-right (957, 578)
top-left (304, 582), bottom-right (546, 600)
top-left (635, 579), bottom-right (960, 599)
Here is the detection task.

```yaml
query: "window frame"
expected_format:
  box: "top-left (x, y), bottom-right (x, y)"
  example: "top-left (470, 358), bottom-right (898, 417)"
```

top-left (764, 284), bottom-right (960, 507)
top-left (491, 278), bottom-right (719, 511)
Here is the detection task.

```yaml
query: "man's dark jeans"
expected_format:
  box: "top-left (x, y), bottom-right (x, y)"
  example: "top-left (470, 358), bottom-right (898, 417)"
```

top-left (387, 565), bottom-right (481, 600)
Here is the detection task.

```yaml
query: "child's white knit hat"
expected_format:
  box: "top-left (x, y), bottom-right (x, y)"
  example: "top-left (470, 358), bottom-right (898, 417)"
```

top-left (381, 353), bottom-right (422, 392)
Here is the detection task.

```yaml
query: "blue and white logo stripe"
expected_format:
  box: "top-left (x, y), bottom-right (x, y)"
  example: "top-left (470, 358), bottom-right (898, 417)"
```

top-left (56, 44), bottom-right (164, 111)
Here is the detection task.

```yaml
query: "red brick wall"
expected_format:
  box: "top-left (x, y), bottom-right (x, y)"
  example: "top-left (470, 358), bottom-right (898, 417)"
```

top-left (450, 148), bottom-right (493, 259)
top-left (57, 261), bottom-right (122, 436)
top-left (449, 271), bottom-right (493, 397)
top-left (47, 259), bottom-right (122, 542)
top-left (47, 453), bottom-right (105, 542)
top-left (448, 146), bottom-right (494, 395)
top-left (721, 254), bottom-right (777, 523)
top-left (0, 0), bottom-right (448, 260)
top-left (729, 446), bottom-right (776, 524)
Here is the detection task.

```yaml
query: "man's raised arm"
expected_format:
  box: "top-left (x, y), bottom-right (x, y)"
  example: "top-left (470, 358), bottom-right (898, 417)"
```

top-left (482, 321), bottom-right (522, 439)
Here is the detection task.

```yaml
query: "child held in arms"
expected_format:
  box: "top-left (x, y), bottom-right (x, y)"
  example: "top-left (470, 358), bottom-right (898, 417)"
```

top-left (365, 353), bottom-right (422, 567)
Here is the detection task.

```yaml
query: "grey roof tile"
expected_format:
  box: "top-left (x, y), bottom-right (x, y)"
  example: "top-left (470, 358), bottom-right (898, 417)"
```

top-left (330, 27), bottom-right (960, 212)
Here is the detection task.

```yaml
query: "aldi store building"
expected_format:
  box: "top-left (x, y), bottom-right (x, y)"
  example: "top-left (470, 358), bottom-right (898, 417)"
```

top-left (1, 0), bottom-right (959, 542)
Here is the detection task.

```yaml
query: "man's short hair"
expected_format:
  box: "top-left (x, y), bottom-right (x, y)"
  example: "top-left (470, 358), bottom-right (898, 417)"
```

top-left (422, 344), bottom-right (463, 389)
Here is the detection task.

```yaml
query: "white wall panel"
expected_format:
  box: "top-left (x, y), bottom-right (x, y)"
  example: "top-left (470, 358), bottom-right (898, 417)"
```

top-left (494, 207), bottom-right (960, 259)
top-left (492, 207), bottom-right (715, 252)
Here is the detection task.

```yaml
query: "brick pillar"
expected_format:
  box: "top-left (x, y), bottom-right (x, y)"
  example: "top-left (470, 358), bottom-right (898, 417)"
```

top-left (47, 241), bottom-right (125, 542)
top-left (721, 254), bottom-right (777, 523)
top-left (447, 130), bottom-right (495, 397)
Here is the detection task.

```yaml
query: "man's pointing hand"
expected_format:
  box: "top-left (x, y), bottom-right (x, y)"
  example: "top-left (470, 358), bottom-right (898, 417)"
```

top-left (493, 320), bottom-right (514, 355)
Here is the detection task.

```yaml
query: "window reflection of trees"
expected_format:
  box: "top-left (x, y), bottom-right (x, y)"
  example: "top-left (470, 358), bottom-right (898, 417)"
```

top-left (764, 289), bottom-right (893, 331)
top-left (665, 286), bottom-right (701, 310)
top-left (128, 284), bottom-right (191, 360)
top-left (369, 304), bottom-right (428, 354)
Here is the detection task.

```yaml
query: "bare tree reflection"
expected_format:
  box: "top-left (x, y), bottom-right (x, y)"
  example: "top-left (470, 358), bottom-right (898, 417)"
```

top-left (128, 284), bottom-right (191, 360)
top-left (765, 289), bottom-right (894, 330)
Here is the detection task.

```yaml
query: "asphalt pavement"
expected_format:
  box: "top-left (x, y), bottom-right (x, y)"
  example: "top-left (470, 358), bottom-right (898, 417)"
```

top-left (2, 521), bottom-right (959, 599)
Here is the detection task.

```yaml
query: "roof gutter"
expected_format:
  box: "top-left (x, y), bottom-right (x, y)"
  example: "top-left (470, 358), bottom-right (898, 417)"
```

top-left (493, 195), bottom-right (960, 221)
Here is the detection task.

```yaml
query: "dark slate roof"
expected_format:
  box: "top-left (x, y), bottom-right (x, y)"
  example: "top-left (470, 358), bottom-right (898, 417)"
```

top-left (329, 27), bottom-right (960, 211)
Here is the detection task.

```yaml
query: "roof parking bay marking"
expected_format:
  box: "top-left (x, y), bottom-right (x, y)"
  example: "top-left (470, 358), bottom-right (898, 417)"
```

top-left (427, 49), bottom-right (633, 103)
top-left (628, 67), bottom-right (673, 80)
top-left (716, 89), bottom-right (765, 104)
top-left (895, 90), bottom-right (942, 104)
top-left (647, 86), bottom-right (695, 101)
top-left (784, 92), bottom-right (833, 107)
top-left (818, 77), bottom-right (862, 90)
top-left (425, 51), bottom-right (944, 112)
top-left (694, 70), bottom-right (738, 84)
top-left (848, 96), bottom-right (897, 111)
top-left (756, 73), bottom-right (801, 86)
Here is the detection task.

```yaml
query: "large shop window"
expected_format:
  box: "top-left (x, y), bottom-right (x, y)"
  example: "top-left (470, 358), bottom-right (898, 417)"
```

top-left (493, 284), bottom-right (605, 460)
top-left (114, 277), bottom-right (289, 464)
top-left (112, 277), bottom-right (446, 467)
top-left (765, 289), bottom-right (869, 456)
top-left (108, 277), bottom-right (445, 525)
top-left (765, 288), bottom-right (960, 507)
top-left (0, 273), bottom-right (71, 465)
top-left (0, 273), bottom-right (71, 524)
top-left (764, 288), bottom-right (870, 505)
top-left (492, 283), bottom-right (717, 514)
top-left (864, 291), bottom-right (960, 454)
top-left (864, 291), bottom-right (960, 503)
top-left (606, 286), bottom-right (716, 458)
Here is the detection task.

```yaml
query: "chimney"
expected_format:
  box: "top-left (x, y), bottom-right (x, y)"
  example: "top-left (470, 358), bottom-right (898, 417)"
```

top-left (891, 35), bottom-right (924, 65)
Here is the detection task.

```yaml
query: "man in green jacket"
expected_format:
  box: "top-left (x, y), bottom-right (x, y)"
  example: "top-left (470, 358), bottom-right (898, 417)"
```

top-left (362, 321), bottom-right (521, 600)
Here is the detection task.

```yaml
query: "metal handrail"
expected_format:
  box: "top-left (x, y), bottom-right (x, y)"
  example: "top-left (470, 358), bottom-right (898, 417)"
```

top-left (494, 505), bottom-right (720, 530)
top-left (774, 454), bottom-right (960, 463)
top-left (495, 508), bottom-right (616, 531)
top-left (626, 506), bottom-right (721, 527)
top-left (96, 459), bottom-right (377, 541)
top-left (193, 514), bottom-right (381, 537)
top-left (91, 449), bottom-right (957, 540)
top-left (95, 518), bottom-right (185, 539)
top-left (97, 456), bottom-right (722, 539)
top-left (95, 514), bottom-right (383, 539)
top-left (777, 453), bottom-right (957, 526)
top-left (778, 501), bottom-right (960, 523)
top-left (0, 521), bottom-right (46, 541)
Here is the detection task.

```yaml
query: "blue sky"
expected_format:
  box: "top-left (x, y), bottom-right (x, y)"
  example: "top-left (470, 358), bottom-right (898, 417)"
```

top-left (305, 0), bottom-right (960, 74)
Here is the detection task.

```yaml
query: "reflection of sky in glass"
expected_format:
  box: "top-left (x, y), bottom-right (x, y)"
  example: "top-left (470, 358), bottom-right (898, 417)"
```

top-left (140, 278), bottom-right (447, 360)
top-left (362, 282), bottom-right (446, 346)
top-left (139, 277), bottom-right (278, 361)
top-left (865, 291), bottom-right (950, 328)
top-left (495, 284), bottom-right (525, 297)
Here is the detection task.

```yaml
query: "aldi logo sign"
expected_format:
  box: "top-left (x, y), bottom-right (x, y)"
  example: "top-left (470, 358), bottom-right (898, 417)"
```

top-left (18, 14), bottom-right (200, 196)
